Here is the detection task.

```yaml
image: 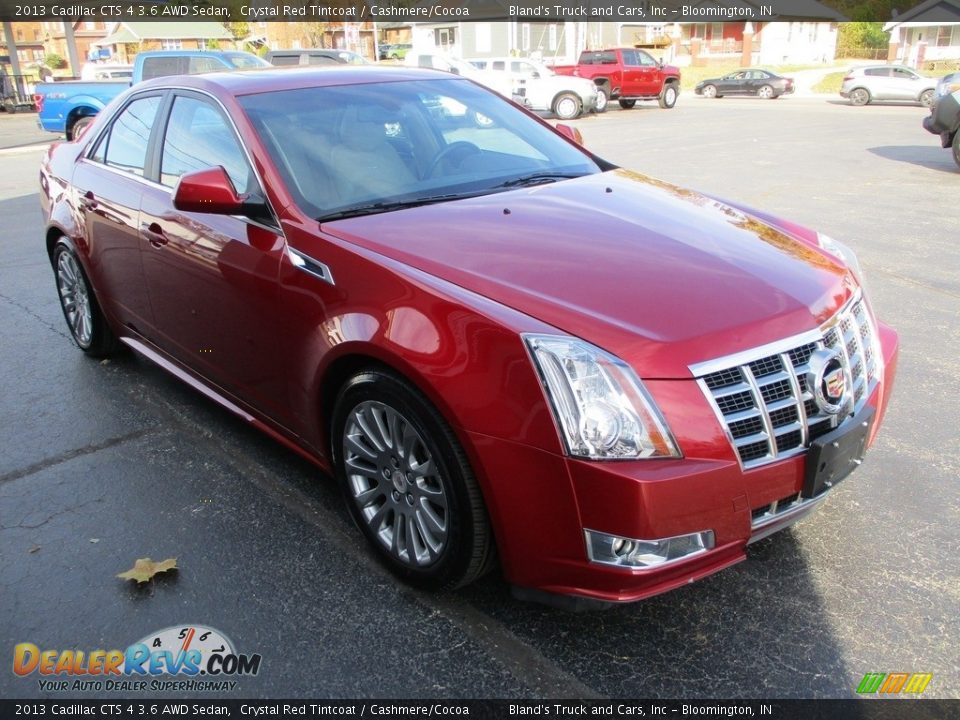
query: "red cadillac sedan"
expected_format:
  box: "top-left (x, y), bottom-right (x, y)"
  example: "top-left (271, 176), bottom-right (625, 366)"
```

top-left (40, 66), bottom-right (898, 608)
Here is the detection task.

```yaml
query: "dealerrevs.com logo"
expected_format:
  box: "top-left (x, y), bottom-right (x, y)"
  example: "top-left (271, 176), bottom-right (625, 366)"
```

top-left (13, 625), bottom-right (262, 692)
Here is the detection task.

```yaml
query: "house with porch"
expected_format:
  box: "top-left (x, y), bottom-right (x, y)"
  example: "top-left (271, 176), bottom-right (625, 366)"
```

top-left (884, 0), bottom-right (960, 68)
top-left (90, 22), bottom-right (234, 64)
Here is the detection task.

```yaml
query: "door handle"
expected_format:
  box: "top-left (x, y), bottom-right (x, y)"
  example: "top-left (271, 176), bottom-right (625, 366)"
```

top-left (78, 190), bottom-right (97, 211)
top-left (141, 222), bottom-right (169, 248)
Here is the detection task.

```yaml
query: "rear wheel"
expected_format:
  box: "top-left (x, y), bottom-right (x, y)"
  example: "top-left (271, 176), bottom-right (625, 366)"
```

top-left (919, 89), bottom-right (935, 108)
top-left (332, 369), bottom-right (495, 591)
top-left (594, 86), bottom-right (609, 113)
top-left (702, 84), bottom-right (717, 99)
top-left (952, 132), bottom-right (960, 169)
top-left (52, 240), bottom-right (119, 357)
top-left (552, 92), bottom-right (581, 120)
top-left (70, 115), bottom-right (94, 141)
top-left (618, 99), bottom-right (637, 109)
top-left (758, 84), bottom-right (775, 100)
top-left (849, 88), bottom-right (870, 106)
top-left (659, 83), bottom-right (678, 109)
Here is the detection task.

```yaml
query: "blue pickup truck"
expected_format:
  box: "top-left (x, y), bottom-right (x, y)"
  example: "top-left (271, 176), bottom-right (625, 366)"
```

top-left (36, 50), bottom-right (267, 139)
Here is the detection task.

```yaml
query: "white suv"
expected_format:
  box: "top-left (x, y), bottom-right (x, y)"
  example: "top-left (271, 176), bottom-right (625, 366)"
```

top-left (840, 65), bottom-right (937, 107)
top-left (468, 57), bottom-right (600, 119)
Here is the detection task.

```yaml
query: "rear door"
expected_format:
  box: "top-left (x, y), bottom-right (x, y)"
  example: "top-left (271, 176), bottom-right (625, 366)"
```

top-left (864, 67), bottom-right (893, 100)
top-left (71, 92), bottom-right (165, 334)
top-left (138, 91), bottom-right (290, 421)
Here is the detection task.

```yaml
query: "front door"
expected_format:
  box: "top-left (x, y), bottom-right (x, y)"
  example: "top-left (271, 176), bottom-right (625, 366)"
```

top-left (138, 91), bottom-right (291, 424)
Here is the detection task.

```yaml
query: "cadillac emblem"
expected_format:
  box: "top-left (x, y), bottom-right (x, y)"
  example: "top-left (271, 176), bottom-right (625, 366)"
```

top-left (807, 348), bottom-right (850, 415)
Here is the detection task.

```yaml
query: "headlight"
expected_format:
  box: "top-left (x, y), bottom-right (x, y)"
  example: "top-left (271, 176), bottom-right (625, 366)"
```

top-left (817, 232), bottom-right (866, 289)
top-left (524, 334), bottom-right (680, 460)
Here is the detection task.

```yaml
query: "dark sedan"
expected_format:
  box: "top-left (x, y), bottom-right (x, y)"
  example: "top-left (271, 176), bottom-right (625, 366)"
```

top-left (695, 69), bottom-right (795, 99)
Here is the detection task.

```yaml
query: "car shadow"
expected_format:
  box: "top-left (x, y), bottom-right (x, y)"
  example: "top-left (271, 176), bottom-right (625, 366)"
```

top-left (868, 144), bottom-right (957, 171)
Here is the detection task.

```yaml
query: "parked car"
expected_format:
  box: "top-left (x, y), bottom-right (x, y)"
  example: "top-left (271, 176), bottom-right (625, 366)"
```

top-left (266, 49), bottom-right (369, 67)
top-left (694, 69), bottom-right (794, 99)
top-left (552, 48), bottom-right (681, 110)
top-left (467, 56), bottom-right (598, 120)
top-left (40, 66), bottom-right (897, 608)
top-left (35, 50), bottom-right (267, 139)
top-left (379, 43), bottom-right (412, 61)
top-left (840, 65), bottom-right (937, 107)
top-left (922, 86), bottom-right (960, 168)
top-left (403, 52), bottom-right (517, 102)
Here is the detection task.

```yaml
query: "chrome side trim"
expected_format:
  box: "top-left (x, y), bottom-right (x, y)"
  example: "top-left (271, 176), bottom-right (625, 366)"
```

top-left (287, 248), bottom-right (335, 286)
top-left (119, 337), bottom-right (255, 423)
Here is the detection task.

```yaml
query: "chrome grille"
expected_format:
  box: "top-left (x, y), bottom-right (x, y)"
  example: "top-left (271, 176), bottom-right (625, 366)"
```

top-left (692, 293), bottom-right (882, 469)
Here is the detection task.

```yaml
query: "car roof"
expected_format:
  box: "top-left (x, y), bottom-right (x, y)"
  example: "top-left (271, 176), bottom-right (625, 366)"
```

top-left (136, 65), bottom-right (460, 96)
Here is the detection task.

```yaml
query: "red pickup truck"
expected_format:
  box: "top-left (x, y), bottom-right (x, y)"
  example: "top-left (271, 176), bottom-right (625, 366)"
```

top-left (554, 48), bottom-right (681, 111)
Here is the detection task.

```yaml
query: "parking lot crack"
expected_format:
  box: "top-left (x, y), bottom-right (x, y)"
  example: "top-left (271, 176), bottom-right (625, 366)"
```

top-left (0, 291), bottom-right (72, 341)
top-left (0, 427), bottom-right (159, 485)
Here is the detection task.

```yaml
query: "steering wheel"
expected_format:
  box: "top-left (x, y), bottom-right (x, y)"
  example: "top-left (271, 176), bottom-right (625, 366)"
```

top-left (427, 141), bottom-right (482, 178)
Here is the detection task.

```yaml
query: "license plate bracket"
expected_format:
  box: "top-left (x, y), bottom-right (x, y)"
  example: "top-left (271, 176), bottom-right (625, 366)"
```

top-left (803, 406), bottom-right (876, 499)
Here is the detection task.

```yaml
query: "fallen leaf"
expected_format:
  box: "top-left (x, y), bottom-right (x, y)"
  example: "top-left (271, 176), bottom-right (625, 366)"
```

top-left (89, 538), bottom-right (100, 543)
top-left (28, 545), bottom-right (41, 554)
top-left (117, 557), bottom-right (178, 584)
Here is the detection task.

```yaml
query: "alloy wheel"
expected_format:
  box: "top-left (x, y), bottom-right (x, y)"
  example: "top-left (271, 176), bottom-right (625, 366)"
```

top-left (342, 400), bottom-right (449, 567)
top-left (56, 251), bottom-right (93, 347)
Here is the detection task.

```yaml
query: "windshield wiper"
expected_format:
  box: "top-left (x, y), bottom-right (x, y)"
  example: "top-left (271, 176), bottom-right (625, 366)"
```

top-left (496, 172), bottom-right (587, 188)
top-left (317, 192), bottom-right (482, 223)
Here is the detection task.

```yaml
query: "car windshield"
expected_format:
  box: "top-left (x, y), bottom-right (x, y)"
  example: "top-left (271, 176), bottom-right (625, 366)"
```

top-left (226, 53), bottom-right (270, 70)
top-left (239, 78), bottom-right (600, 221)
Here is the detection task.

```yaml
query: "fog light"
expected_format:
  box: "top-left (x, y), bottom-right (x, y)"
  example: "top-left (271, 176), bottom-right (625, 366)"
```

top-left (585, 529), bottom-right (715, 570)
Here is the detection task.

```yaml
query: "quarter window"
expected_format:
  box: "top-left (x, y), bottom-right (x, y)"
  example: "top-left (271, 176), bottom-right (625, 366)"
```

top-left (160, 96), bottom-right (252, 194)
top-left (99, 95), bottom-right (163, 176)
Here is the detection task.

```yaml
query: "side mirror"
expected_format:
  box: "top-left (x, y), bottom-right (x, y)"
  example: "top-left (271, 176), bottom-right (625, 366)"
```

top-left (173, 166), bottom-right (263, 216)
top-left (555, 123), bottom-right (584, 146)
top-left (531, 71), bottom-right (540, 79)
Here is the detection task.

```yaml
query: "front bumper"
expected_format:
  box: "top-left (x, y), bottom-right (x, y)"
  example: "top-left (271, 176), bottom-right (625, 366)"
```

top-left (922, 92), bottom-right (959, 140)
top-left (467, 322), bottom-right (898, 605)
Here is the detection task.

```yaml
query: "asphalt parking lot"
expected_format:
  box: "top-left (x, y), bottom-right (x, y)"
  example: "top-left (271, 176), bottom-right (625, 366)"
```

top-left (1, 95), bottom-right (958, 700)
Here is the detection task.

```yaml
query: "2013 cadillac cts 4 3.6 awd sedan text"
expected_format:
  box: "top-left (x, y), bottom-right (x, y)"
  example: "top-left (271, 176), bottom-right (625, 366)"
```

top-left (40, 67), bottom-right (898, 607)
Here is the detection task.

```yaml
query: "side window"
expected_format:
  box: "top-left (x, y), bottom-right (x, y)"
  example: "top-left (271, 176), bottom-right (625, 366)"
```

top-left (307, 55), bottom-right (337, 66)
top-left (188, 56), bottom-right (225, 74)
top-left (270, 55), bottom-right (300, 66)
top-left (160, 95), bottom-right (252, 195)
top-left (892, 68), bottom-right (917, 80)
top-left (864, 68), bottom-right (890, 77)
top-left (99, 95), bottom-right (163, 176)
top-left (141, 56), bottom-right (188, 81)
top-left (636, 51), bottom-right (658, 67)
top-left (492, 60), bottom-right (506, 71)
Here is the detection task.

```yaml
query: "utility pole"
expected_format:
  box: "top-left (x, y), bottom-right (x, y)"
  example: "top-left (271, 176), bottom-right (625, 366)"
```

top-left (63, 21), bottom-right (81, 78)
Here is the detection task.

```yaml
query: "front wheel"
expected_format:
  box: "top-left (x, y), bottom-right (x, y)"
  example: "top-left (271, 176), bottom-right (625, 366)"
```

top-left (618, 99), bottom-right (637, 109)
top-left (702, 84), bottom-right (717, 99)
top-left (53, 240), bottom-right (119, 357)
top-left (594, 87), bottom-right (609, 113)
top-left (758, 84), bottom-right (775, 100)
top-left (332, 369), bottom-right (495, 591)
top-left (659, 83), bottom-right (678, 109)
top-left (552, 92), bottom-right (581, 120)
top-left (919, 89), bottom-right (935, 108)
top-left (952, 132), bottom-right (960, 169)
top-left (849, 88), bottom-right (870, 106)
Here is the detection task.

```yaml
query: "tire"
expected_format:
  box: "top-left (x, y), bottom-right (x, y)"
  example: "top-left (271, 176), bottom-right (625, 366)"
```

top-left (594, 86), bottom-right (609, 113)
top-left (331, 369), bottom-right (495, 591)
top-left (618, 99), bottom-right (637, 109)
top-left (552, 92), bottom-right (581, 120)
top-left (702, 84), bottom-right (717, 99)
top-left (70, 115), bottom-right (94, 141)
top-left (952, 132), bottom-right (960, 170)
top-left (659, 83), bottom-right (678, 109)
top-left (920, 89), bottom-right (935, 108)
top-left (52, 240), bottom-right (120, 357)
top-left (758, 84), bottom-right (775, 100)
top-left (849, 88), bottom-right (870, 106)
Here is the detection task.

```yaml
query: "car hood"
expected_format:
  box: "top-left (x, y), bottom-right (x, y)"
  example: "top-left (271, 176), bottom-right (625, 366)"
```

top-left (322, 170), bottom-right (853, 378)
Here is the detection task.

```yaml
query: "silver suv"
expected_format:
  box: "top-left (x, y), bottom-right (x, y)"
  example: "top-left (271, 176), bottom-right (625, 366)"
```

top-left (841, 65), bottom-right (937, 107)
